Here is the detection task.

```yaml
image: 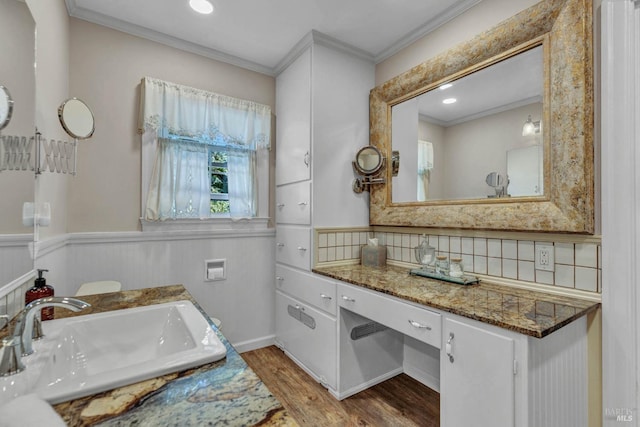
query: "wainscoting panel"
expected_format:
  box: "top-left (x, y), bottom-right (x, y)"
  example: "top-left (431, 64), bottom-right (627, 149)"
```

top-left (35, 230), bottom-right (276, 351)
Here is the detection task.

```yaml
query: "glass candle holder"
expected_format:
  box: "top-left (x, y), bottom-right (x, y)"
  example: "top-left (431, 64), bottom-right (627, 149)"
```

top-left (435, 255), bottom-right (449, 275)
top-left (449, 258), bottom-right (464, 278)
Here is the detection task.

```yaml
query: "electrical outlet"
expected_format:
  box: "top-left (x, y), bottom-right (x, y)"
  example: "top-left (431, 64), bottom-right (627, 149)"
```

top-left (535, 244), bottom-right (555, 272)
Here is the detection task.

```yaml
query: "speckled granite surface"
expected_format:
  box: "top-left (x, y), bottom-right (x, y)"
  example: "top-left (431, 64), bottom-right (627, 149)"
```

top-left (40, 285), bottom-right (297, 427)
top-left (313, 264), bottom-right (599, 338)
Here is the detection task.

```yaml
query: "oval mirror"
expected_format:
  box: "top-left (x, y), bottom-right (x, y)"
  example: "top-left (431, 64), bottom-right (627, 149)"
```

top-left (58, 98), bottom-right (95, 139)
top-left (354, 146), bottom-right (384, 176)
top-left (0, 85), bottom-right (14, 130)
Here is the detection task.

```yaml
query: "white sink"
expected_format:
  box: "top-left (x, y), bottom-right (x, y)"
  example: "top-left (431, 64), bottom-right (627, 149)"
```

top-left (0, 300), bottom-right (226, 405)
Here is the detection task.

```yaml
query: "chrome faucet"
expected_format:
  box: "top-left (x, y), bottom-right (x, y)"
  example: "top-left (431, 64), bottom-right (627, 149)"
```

top-left (0, 297), bottom-right (90, 376)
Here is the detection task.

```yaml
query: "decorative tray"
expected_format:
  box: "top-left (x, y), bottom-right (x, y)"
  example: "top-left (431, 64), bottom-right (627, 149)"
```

top-left (409, 268), bottom-right (479, 285)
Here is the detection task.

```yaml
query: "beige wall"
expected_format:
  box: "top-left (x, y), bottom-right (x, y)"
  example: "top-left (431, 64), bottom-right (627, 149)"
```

top-left (67, 19), bottom-right (276, 232)
top-left (28, 0), bottom-right (70, 238)
top-left (375, 0), bottom-right (539, 85)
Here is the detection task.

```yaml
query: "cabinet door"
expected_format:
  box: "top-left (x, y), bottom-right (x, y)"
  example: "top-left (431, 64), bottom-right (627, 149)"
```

top-left (275, 291), bottom-right (336, 389)
top-left (276, 48), bottom-right (311, 186)
top-left (276, 181), bottom-right (311, 225)
top-left (275, 226), bottom-right (311, 271)
top-left (442, 317), bottom-right (515, 427)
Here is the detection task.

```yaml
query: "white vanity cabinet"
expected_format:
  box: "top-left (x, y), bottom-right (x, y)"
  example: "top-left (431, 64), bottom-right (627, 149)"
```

top-left (333, 279), bottom-right (589, 427)
top-left (441, 316), bottom-right (519, 427)
top-left (274, 35), bottom-right (373, 394)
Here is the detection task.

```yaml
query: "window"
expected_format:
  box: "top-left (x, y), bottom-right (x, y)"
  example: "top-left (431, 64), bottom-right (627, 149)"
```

top-left (138, 77), bottom-right (270, 223)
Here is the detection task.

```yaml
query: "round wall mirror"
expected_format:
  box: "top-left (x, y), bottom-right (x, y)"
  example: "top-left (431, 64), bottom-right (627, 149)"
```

top-left (354, 146), bottom-right (384, 176)
top-left (58, 98), bottom-right (94, 139)
top-left (486, 172), bottom-right (505, 188)
top-left (0, 85), bottom-right (14, 130)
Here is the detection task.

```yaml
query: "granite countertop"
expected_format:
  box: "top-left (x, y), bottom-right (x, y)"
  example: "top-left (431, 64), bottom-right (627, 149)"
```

top-left (313, 264), bottom-right (600, 338)
top-left (27, 285), bottom-right (298, 427)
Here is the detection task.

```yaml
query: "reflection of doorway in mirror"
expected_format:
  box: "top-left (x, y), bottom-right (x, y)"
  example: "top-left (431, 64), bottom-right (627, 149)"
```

top-left (417, 140), bottom-right (433, 201)
top-left (506, 145), bottom-right (543, 196)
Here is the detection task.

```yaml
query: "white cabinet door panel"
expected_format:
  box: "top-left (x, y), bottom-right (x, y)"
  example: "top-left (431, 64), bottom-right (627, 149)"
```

top-left (442, 317), bottom-right (515, 427)
top-left (276, 291), bottom-right (336, 389)
top-left (276, 48), bottom-right (311, 186)
top-left (276, 181), bottom-right (311, 225)
top-left (275, 226), bottom-right (311, 270)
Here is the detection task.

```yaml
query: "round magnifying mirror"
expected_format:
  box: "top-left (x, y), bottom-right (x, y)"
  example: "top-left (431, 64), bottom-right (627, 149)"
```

top-left (58, 98), bottom-right (95, 139)
top-left (354, 146), bottom-right (384, 176)
top-left (485, 172), bottom-right (504, 188)
top-left (0, 86), bottom-right (14, 131)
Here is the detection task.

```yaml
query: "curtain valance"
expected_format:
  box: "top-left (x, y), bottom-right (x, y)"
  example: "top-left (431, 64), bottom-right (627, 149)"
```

top-left (138, 77), bottom-right (271, 150)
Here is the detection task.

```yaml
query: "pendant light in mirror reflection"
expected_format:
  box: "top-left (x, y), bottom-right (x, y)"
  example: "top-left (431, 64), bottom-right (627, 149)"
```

top-left (351, 146), bottom-right (386, 194)
top-left (522, 115), bottom-right (541, 136)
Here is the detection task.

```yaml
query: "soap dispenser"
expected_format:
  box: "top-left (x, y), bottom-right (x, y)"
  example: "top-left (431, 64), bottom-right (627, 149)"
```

top-left (25, 269), bottom-right (55, 320)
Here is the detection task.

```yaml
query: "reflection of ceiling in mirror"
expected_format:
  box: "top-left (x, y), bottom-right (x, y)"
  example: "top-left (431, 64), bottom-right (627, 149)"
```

top-left (417, 45), bottom-right (543, 126)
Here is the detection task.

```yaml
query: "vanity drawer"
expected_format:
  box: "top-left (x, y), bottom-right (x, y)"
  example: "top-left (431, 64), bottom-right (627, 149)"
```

top-left (275, 226), bottom-right (311, 271)
top-left (338, 283), bottom-right (441, 348)
top-left (275, 291), bottom-right (337, 390)
top-left (276, 265), bottom-right (336, 316)
top-left (276, 181), bottom-right (311, 225)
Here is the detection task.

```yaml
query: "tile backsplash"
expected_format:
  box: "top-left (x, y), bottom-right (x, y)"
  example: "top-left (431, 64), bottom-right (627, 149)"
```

top-left (315, 228), bottom-right (602, 294)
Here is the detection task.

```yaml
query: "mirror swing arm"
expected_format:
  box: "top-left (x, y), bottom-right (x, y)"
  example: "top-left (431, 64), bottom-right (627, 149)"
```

top-left (369, 0), bottom-right (594, 233)
top-left (352, 145), bottom-right (387, 194)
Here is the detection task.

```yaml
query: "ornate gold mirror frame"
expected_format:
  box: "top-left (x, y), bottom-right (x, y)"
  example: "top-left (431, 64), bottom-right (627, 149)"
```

top-left (369, 0), bottom-right (593, 233)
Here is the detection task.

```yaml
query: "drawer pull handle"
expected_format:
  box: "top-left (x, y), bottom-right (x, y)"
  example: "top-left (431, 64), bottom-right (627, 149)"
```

top-left (341, 295), bottom-right (355, 302)
top-left (277, 203), bottom-right (285, 208)
top-left (276, 276), bottom-right (284, 281)
top-left (408, 320), bottom-right (432, 330)
top-left (297, 201), bottom-right (308, 206)
top-left (320, 294), bottom-right (332, 300)
top-left (297, 246), bottom-right (307, 251)
top-left (304, 151), bottom-right (310, 167)
top-left (446, 332), bottom-right (455, 363)
top-left (276, 243), bottom-right (285, 247)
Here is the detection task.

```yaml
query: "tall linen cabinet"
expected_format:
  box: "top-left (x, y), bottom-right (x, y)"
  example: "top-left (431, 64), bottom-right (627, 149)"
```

top-left (274, 35), bottom-right (373, 394)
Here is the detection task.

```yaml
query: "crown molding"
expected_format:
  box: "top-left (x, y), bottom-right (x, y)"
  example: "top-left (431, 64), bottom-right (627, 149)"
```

top-left (64, 0), bottom-right (274, 76)
top-left (374, 0), bottom-right (482, 63)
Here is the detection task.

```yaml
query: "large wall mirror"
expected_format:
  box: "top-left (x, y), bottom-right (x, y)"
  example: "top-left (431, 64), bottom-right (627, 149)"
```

top-left (370, 0), bottom-right (594, 233)
top-left (0, 0), bottom-right (36, 285)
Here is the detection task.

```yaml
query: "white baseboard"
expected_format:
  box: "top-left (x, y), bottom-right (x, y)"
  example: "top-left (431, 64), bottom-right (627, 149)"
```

top-left (233, 334), bottom-right (275, 354)
top-left (404, 361), bottom-right (440, 393)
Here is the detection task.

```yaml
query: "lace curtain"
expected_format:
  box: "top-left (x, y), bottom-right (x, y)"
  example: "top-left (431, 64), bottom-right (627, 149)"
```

top-left (138, 77), bottom-right (271, 150)
top-left (139, 77), bottom-right (270, 220)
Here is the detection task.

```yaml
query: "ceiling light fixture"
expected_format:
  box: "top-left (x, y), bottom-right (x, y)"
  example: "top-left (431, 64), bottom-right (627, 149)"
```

top-left (522, 115), bottom-right (541, 136)
top-left (442, 98), bottom-right (457, 104)
top-left (189, 0), bottom-right (214, 14)
top-left (439, 83), bottom-right (453, 90)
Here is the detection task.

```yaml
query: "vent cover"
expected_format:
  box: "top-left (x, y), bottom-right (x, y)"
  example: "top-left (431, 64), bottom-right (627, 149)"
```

top-left (351, 321), bottom-right (388, 340)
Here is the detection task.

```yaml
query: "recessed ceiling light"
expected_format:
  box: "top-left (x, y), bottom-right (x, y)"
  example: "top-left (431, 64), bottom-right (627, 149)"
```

top-left (442, 98), bottom-right (457, 104)
top-left (189, 0), bottom-right (214, 14)
top-left (439, 83), bottom-right (453, 90)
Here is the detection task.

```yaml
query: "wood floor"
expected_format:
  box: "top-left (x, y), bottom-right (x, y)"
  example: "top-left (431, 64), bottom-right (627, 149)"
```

top-left (242, 346), bottom-right (440, 427)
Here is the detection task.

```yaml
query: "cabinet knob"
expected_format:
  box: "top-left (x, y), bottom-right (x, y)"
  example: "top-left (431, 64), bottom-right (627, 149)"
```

top-left (276, 242), bottom-right (285, 247)
top-left (408, 319), bottom-right (432, 330)
top-left (341, 295), bottom-right (355, 302)
top-left (297, 246), bottom-right (307, 251)
top-left (446, 332), bottom-right (455, 363)
top-left (320, 294), bottom-right (332, 300)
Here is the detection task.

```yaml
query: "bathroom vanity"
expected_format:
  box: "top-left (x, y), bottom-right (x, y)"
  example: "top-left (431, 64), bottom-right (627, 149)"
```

top-left (0, 285), bottom-right (296, 426)
top-left (300, 264), bottom-right (601, 427)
